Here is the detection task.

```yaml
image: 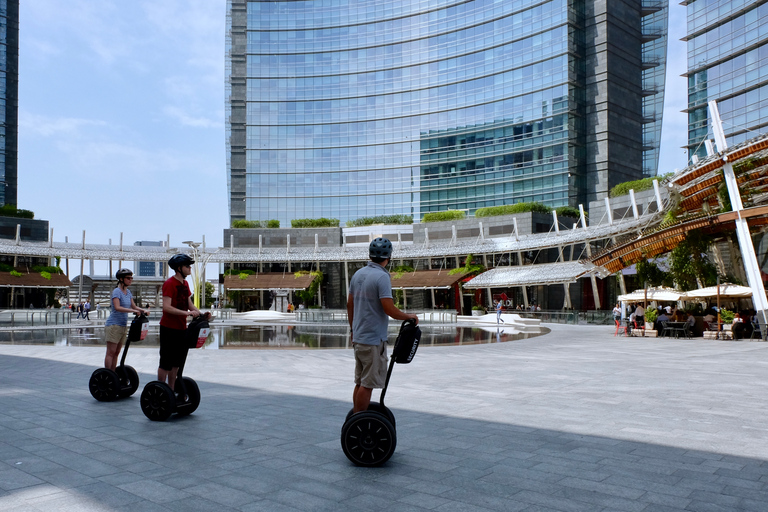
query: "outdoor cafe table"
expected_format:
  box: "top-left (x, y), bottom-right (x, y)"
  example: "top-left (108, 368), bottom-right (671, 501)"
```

top-left (664, 321), bottom-right (688, 338)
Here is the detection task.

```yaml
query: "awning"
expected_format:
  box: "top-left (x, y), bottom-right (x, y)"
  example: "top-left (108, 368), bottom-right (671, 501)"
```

top-left (390, 269), bottom-right (466, 290)
top-left (683, 283), bottom-right (755, 299)
top-left (0, 271), bottom-right (72, 288)
top-left (463, 261), bottom-right (603, 289)
top-left (223, 272), bottom-right (315, 291)
top-left (617, 287), bottom-right (685, 302)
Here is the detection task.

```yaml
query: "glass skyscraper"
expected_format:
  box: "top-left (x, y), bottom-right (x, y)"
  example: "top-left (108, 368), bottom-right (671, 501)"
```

top-left (686, 1), bottom-right (768, 160)
top-left (227, 0), bottom-right (667, 226)
top-left (0, 0), bottom-right (18, 207)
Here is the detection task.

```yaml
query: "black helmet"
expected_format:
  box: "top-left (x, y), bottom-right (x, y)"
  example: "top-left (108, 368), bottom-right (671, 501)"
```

top-left (116, 268), bottom-right (133, 280)
top-left (369, 237), bottom-right (393, 259)
top-left (168, 253), bottom-right (194, 272)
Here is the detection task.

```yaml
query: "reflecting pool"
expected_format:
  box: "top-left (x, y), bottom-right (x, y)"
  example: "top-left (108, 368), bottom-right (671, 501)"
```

top-left (0, 324), bottom-right (548, 348)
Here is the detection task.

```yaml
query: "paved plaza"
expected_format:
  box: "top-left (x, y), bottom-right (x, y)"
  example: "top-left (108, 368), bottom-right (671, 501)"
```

top-left (1, 323), bottom-right (768, 511)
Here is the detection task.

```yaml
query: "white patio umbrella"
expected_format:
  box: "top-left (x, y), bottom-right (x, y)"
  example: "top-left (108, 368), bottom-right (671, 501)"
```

top-left (683, 283), bottom-right (755, 299)
top-left (617, 287), bottom-right (685, 302)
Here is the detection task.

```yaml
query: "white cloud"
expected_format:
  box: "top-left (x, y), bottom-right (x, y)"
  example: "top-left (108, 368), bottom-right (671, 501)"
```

top-left (19, 111), bottom-right (107, 137)
top-left (163, 106), bottom-right (223, 129)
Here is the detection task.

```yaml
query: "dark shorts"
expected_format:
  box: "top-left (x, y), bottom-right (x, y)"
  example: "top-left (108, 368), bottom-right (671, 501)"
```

top-left (159, 325), bottom-right (188, 371)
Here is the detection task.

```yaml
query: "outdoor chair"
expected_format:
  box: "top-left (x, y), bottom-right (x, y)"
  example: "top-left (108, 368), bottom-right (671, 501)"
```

top-left (614, 319), bottom-right (627, 336)
top-left (660, 320), bottom-right (669, 337)
top-left (750, 321), bottom-right (762, 340)
top-left (681, 322), bottom-right (693, 339)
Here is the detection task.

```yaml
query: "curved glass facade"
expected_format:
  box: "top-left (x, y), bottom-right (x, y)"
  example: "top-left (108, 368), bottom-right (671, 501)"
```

top-left (686, 1), bottom-right (768, 159)
top-left (228, 0), bottom-right (664, 226)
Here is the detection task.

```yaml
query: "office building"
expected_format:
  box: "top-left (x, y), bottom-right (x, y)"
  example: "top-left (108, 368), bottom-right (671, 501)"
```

top-left (227, 0), bottom-right (667, 226)
top-left (686, 2), bottom-right (768, 160)
top-left (133, 241), bottom-right (165, 277)
top-left (0, 0), bottom-right (18, 207)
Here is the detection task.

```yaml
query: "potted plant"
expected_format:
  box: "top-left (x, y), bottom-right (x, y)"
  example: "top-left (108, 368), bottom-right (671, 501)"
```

top-left (719, 308), bottom-right (735, 336)
top-left (471, 305), bottom-right (485, 316)
top-left (644, 307), bottom-right (657, 330)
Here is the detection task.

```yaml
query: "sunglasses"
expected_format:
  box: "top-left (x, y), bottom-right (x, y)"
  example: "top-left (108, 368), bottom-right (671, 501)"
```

top-left (124, 276), bottom-right (134, 280)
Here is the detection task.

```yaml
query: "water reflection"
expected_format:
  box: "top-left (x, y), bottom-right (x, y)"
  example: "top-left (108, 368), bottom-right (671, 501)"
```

top-left (0, 324), bottom-right (548, 349)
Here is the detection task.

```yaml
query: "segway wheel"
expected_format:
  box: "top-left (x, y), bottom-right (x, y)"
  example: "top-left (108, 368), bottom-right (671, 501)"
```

top-left (89, 368), bottom-right (120, 402)
top-left (341, 411), bottom-right (397, 467)
top-left (116, 365), bottom-right (140, 398)
top-left (140, 381), bottom-right (176, 421)
top-left (345, 402), bottom-right (396, 428)
top-left (174, 377), bottom-right (200, 416)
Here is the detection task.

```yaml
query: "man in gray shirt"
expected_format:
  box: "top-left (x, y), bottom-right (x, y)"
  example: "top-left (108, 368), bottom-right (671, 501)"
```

top-left (347, 238), bottom-right (419, 413)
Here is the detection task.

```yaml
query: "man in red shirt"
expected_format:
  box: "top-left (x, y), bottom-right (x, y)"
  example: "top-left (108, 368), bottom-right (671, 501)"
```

top-left (158, 254), bottom-right (202, 391)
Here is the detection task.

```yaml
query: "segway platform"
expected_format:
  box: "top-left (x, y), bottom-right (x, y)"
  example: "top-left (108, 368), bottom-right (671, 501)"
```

top-left (341, 319), bottom-right (420, 466)
top-left (88, 313), bottom-right (148, 402)
top-left (140, 314), bottom-right (210, 421)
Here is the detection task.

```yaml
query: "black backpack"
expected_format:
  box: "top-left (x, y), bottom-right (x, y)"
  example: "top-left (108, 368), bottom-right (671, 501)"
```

top-left (391, 319), bottom-right (421, 364)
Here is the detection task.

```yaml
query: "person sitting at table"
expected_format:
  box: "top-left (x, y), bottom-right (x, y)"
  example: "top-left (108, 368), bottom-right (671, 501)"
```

top-left (634, 304), bottom-right (645, 325)
top-left (655, 310), bottom-right (670, 333)
top-left (732, 312), bottom-right (745, 339)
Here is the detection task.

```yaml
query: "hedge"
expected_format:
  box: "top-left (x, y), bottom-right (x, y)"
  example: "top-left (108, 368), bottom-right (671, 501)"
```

top-left (475, 202), bottom-right (551, 217)
top-left (0, 205), bottom-right (34, 219)
top-left (609, 173), bottom-right (673, 198)
top-left (422, 210), bottom-right (465, 223)
top-left (346, 214), bottom-right (412, 227)
top-left (231, 220), bottom-right (280, 228)
top-left (554, 206), bottom-right (582, 219)
top-left (291, 218), bottom-right (340, 228)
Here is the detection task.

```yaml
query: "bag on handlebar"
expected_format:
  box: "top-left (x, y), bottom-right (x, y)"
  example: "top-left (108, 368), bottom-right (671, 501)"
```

top-left (391, 320), bottom-right (421, 364)
top-left (127, 314), bottom-right (149, 342)
top-left (186, 315), bottom-right (211, 349)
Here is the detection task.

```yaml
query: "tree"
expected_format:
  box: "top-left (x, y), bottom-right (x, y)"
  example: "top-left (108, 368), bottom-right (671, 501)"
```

top-left (205, 282), bottom-right (215, 308)
top-left (635, 259), bottom-right (672, 288)
top-left (668, 231), bottom-right (719, 291)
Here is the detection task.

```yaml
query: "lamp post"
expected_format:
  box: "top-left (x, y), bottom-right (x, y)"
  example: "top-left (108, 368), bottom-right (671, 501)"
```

top-left (182, 240), bottom-right (204, 310)
top-left (181, 240), bottom-right (222, 310)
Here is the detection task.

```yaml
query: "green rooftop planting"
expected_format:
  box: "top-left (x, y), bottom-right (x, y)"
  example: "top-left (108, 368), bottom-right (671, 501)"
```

top-left (291, 218), bottom-right (340, 228)
top-left (346, 214), bottom-right (412, 227)
top-left (422, 210), bottom-right (465, 223)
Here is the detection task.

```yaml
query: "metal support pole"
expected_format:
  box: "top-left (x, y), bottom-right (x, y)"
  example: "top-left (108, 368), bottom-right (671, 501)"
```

top-left (709, 100), bottom-right (768, 337)
top-left (78, 231), bottom-right (85, 303)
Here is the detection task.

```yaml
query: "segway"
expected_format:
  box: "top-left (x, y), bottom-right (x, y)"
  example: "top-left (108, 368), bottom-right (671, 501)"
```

top-left (140, 313), bottom-right (211, 421)
top-left (89, 313), bottom-right (148, 401)
top-left (341, 319), bottom-right (421, 466)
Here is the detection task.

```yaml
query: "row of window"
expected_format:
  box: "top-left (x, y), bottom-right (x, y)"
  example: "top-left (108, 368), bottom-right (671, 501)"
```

top-left (246, 0), bottom-right (559, 37)
top-left (687, 0), bottom-right (760, 34)
top-left (246, 28), bottom-right (568, 94)
top-left (245, 85), bottom-right (571, 140)
top-left (688, 3), bottom-right (768, 69)
top-left (687, 43), bottom-right (768, 107)
top-left (247, 68), bottom-right (569, 127)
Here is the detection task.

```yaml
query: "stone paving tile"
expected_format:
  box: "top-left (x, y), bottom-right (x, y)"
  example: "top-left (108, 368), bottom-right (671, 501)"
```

top-left (1, 324), bottom-right (768, 511)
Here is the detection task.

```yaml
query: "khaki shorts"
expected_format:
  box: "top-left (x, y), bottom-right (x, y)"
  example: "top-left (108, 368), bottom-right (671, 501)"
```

top-left (354, 341), bottom-right (388, 389)
top-left (105, 324), bottom-right (129, 344)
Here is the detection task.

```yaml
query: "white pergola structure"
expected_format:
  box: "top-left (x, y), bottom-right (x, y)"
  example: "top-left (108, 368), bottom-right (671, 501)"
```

top-left (463, 261), bottom-right (611, 309)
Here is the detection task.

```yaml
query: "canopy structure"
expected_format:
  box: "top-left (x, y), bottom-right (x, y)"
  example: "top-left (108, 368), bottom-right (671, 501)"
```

top-left (463, 261), bottom-right (605, 289)
top-left (223, 272), bottom-right (315, 291)
top-left (0, 271), bottom-right (71, 288)
top-left (390, 269), bottom-right (466, 290)
top-left (683, 283), bottom-right (755, 299)
top-left (617, 287), bottom-right (685, 302)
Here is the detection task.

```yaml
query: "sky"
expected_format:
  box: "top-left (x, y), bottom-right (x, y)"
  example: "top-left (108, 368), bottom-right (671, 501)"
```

top-left (17, 1), bottom-right (689, 265)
